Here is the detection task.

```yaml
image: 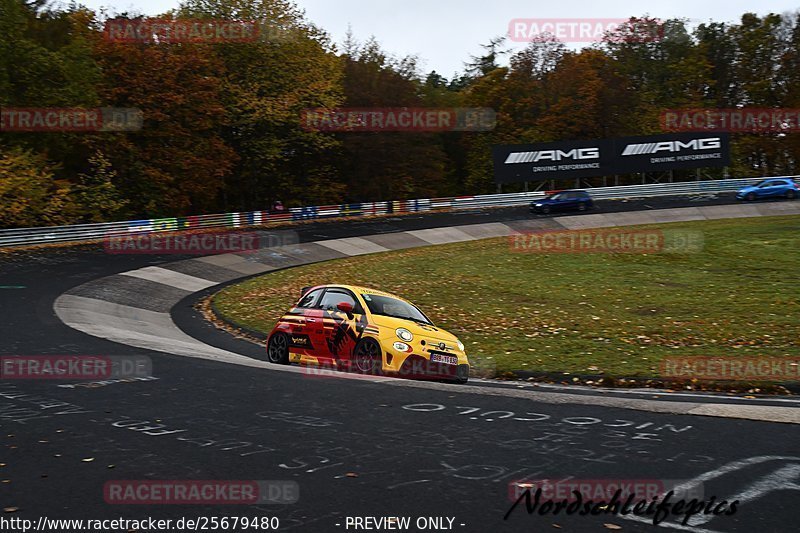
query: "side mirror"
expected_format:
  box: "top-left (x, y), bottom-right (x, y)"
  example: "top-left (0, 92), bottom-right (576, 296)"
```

top-left (336, 301), bottom-right (354, 316)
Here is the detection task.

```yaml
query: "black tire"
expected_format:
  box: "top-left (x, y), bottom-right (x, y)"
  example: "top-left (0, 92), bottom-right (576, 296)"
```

top-left (577, 203), bottom-right (587, 212)
top-left (541, 205), bottom-right (551, 214)
top-left (455, 364), bottom-right (470, 384)
top-left (352, 338), bottom-right (382, 375)
top-left (787, 190), bottom-right (797, 200)
top-left (746, 192), bottom-right (757, 201)
top-left (267, 332), bottom-right (290, 364)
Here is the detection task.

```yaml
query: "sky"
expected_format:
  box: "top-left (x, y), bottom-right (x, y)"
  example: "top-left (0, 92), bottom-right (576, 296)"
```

top-left (70, 0), bottom-right (799, 78)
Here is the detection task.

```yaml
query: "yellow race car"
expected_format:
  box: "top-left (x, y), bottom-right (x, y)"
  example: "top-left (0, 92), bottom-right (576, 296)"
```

top-left (266, 284), bottom-right (470, 383)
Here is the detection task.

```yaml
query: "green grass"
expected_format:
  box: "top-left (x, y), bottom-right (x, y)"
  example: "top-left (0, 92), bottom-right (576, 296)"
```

top-left (212, 215), bottom-right (800, 378)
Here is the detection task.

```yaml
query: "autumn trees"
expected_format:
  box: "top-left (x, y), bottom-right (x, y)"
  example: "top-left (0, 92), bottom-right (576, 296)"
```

top-left (1, 1), bottom-right (799, 227)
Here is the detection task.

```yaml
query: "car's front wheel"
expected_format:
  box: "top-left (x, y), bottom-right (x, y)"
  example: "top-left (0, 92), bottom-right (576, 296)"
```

top-left (541, 205), bottom-right (551, 214)
top-left (352, 338), bottom-right (382, 375)
top-left (267, 332), bottom-right (290, 364)
top-left (746, 192), bottom-right (757, 201)
top-left (455, 364), bottom-right (470, 384)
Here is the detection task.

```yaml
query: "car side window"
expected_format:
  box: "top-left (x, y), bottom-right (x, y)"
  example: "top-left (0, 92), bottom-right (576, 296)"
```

top-left (317, 290), bottom-right (363, 314)
top-left (297, 288), bottom-right (323, 308)
top-left (759, 182), bottom-right (773, 188)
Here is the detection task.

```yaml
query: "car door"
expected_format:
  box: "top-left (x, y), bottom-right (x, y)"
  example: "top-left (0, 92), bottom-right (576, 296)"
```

top-left (758, 181), bottom-right (778, 198)
top-left (287, 288), bottom-right (325, 358)
top-left (561, 192), bottom-right (579, 210)
top-left (549, 193), bottom-right (567, 211)
top-left (316, 288), bottom-right (365, 363)
top-left (772, 180), bottom-right (791, 196)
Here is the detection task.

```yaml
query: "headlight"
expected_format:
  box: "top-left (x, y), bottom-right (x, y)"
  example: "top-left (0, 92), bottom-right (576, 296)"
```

top-left (534, 203), bottom-right (542, 207)
top-left (396, 328), bottom-right (413, 342)
top-left (392, 341), bottom-right (412, 353)
top-left (457, 340), bottom-right (465, 351)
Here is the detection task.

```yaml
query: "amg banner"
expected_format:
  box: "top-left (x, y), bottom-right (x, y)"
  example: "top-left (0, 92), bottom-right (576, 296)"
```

top-left (492, 133), bottom-right (730, 183)
top-left (492, 139), bottom-right (613, 184)
top-left (613, 132), bottom-right (731, 173)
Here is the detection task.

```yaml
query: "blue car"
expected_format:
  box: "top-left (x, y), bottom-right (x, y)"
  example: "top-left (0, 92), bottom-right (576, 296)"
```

top-left (530, 190), bottom-right (594, 214)
top-left (736, 178), bottom-right (799, 201)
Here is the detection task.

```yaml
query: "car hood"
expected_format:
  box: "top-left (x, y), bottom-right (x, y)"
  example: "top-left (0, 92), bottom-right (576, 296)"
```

top-left (370, 314), bottom-right (460, 344)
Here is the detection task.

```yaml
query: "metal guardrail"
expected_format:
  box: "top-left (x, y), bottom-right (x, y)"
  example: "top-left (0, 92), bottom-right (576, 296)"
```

top-left (0, 176), bottom-right (793, 248)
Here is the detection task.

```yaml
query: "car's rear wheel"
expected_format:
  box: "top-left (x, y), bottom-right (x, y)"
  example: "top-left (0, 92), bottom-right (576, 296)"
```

top-left (353, 338), bottom-right (382, 375)
top-left (746, 192), bottom-right (757, 201)
top-left (578, 203), bottom-right (587, 211)
top-left (267, 332), bottom-right (289, 364)
top-left (786, 190), bottom-right (797, 199)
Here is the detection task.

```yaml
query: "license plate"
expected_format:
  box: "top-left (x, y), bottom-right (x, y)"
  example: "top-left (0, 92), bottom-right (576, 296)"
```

top-left (431, 353), bottom-right (457, 365)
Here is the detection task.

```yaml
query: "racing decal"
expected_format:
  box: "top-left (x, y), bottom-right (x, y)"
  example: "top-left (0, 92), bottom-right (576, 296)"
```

top-left (358, 288), bottom-right (402, 300)
top-left (323, 311), bottom-right (365, 358)
top-left (356, 314), bottom-right (370, 334)
top-left (288, 334), bottom-right (313, 349)
top-left (356, 313), bottom-right (379, 336)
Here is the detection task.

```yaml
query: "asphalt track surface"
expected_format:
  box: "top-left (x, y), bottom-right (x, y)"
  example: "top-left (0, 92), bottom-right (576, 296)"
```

top-left (1, 193), bottom-right (799, 533)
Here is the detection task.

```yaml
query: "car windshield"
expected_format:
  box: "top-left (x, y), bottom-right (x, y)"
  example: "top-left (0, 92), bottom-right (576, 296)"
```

top-left (548, 193), bottom-right (566, 200)
top-left (361, 294), bottom-right (432, 325)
